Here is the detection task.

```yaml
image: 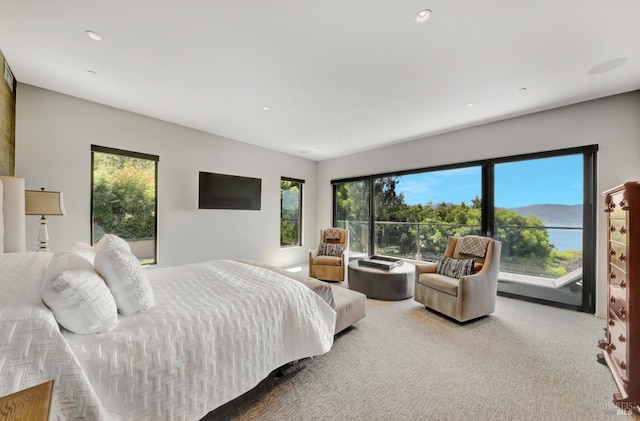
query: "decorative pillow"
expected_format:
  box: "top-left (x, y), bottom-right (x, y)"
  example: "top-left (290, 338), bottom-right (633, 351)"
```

top-left (41, 252), bottom-right (118, 334)
top-left (319, 242), bottom-right (344, 257)
top-left (458, 235), bottom-right (491, 258)
top-left (435, 255), bottom-right (475, 279)
top-left (94, 234), bottom-right (154, 315)
top-left (69, 241), bottom-right (96, 264)
top-left (324, 228), bottom-right (342, 241)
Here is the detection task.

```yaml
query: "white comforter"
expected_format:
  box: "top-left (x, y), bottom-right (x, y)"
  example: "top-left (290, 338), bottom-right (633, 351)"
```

top-left (0, 253), bottom-right (336, 420)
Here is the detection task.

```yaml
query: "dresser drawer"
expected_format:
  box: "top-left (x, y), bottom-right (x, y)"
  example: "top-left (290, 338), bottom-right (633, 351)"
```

top-left (606, 191), bottom-right (629, 216)
top-left (609, 288), bottom-right (628, 324)
top-left (609, 218), bottom-right (628, 244)
top-left (609, 241), bottom-right (628, 272)
top-left (608, 311), bottom-right (629, 385)
top-left (608, 264), bottom-right (628, 290)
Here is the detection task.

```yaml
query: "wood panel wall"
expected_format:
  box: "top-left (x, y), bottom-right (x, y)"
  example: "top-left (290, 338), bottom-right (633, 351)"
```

top-left (0, 48), bottom-right (16, 176)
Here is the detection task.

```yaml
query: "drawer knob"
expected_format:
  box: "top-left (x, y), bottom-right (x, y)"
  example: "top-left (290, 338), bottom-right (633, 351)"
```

top-left (620, 308), bottom-right (627, 318)
top-left (610, 343), bottom-right (617, 351)
top-left (618, 334), bottom-right (626, 343)
top-left (610, 272), bottom-right (616, 280)
top-left (620, 280), bottom-right (626, 289)
top-left (610, 225), bottom-right (616, 232)
top-left (619, 253), bottom-right (626, 262)
top-left (610, 249), bottom-right (616, 256)
top-left (620, 199), bottom-right (628, 209)
top-left (620, 226), bottom-right (626, 234)
top-left (609, 319), bottom-right (615, 326)
top-left (620, 361), bottom-right (627, 370)
top-left (610, 296), bottom-right (616, 304)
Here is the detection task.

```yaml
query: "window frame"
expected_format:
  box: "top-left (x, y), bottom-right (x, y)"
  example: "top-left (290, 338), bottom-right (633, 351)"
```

top-left (280, 177), bottom-right (304, 247)
top-left (332, 145), bottom-right (598, 313)
top-left (90, 145), bottom-right (159, 264)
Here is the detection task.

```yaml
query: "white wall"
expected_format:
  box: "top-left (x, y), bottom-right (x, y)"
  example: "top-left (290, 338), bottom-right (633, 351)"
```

top-left (318, 91), bottom-right (640, 317)
top-left (15, 84), bottom-right (318, 268)
top-left (15, 83), bottom-right (640, 316)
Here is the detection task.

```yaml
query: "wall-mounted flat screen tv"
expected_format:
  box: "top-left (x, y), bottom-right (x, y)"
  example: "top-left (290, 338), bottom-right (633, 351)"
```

top-left (198, 171), bottom-right (262, 210)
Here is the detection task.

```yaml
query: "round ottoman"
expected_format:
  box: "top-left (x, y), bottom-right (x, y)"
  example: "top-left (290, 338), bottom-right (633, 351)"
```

top-left (348, 260), bottom-right (415, 300)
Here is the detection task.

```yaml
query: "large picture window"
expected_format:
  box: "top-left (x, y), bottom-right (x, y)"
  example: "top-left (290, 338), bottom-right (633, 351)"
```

top-left (333, 145), bottom-right (597, 312)
top-left (281, 177), bottom-right (303, 247)
top-left (91, 145), bottom-right (159, 264)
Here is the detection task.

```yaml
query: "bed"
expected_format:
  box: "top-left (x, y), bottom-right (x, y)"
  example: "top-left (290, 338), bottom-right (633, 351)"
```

top-left (0, 176), bottom-right (339, 420)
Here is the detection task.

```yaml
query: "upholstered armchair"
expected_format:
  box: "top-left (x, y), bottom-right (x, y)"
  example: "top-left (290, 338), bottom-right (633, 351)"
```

top-left (414, 235), bottom-right (502, 322)
top-left (309, 228), bottom-right (349, 282)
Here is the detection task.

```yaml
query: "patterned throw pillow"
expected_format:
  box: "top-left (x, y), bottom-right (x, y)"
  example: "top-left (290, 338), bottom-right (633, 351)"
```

top-left (324, 228), bottom-right (342, 241)
top-left (319, 242), bottom-right (344, 257)
top-left (435, 255), bottom-right (475, 279)
top-left (458, 235), bottom-right (491, 258)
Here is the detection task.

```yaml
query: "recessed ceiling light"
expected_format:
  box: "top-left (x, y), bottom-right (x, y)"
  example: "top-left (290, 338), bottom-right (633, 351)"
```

top-left (588, 57), bottom-right (629, 75)
top-left (85, 30), bottom-right (103, 41)
top-left (518, 87), bottom-right (527, 92)
top-left (466, 102), bottom-right (475, 108)
top-left (87, 70), bottom-right (97, 76)
top-left (262, 106), bottom-right (270, 111)
top-left (416, 9), bottom-right (432, 23)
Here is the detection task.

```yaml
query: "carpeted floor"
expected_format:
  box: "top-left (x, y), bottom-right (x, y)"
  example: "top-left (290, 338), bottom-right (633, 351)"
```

top-left (209, 296), bottom-right (639, 420)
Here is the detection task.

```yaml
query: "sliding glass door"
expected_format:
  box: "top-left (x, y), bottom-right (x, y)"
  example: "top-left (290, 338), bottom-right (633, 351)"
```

top-left (493, 155), bottom-right (585, 306)
top-left (333, 145), bottom-right (597, 312)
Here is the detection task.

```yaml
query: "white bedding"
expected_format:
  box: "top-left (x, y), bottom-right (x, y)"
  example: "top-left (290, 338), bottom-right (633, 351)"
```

top-left (0, 253), bottom-right (336, 420)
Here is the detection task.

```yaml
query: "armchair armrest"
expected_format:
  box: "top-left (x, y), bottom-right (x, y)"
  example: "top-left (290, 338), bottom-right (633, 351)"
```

top-left (459, 271), bottom-right (492, 292)
top-left (415, 263), bottom-right (437, 283)
top-left (458, 271), bottom-right (498, 318)
top-left (415, 262), bottom-right (437, 275)
top-left (309, 248), bottom-right (319, 259)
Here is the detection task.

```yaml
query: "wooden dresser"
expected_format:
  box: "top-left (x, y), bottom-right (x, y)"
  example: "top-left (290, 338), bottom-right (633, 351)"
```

top-left (600, 181), bottom-right (640, 411)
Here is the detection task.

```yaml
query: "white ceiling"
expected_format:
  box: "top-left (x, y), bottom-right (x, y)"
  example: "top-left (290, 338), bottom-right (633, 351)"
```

top-left (1, 1), bottom-right (639, 161)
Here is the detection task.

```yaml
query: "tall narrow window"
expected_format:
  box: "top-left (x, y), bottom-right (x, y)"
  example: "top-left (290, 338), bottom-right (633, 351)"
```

top-left (281, 178), bottom-right (303, 247)
top-left (91, 145), bottom-right (159, 264)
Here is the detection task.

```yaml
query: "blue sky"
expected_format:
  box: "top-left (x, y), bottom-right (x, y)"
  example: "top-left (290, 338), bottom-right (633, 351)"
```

top-left (400, 154), bottom-right (583, 208)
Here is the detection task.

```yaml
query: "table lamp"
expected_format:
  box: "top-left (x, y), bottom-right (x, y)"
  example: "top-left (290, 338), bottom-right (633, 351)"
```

top-left (25, 188), bottom-right (66, 252)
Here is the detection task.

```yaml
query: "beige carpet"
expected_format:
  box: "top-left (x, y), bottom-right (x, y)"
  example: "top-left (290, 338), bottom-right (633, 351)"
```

top-left (209, 296), bottom-right (639, 420)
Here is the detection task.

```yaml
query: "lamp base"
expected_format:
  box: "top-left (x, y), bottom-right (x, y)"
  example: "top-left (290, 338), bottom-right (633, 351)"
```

top-left (37, 215), bottom-right (49, 252)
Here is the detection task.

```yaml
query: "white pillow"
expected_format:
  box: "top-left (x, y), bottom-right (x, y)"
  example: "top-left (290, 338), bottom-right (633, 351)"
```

top-left (41, 252), bottom-right (118, 334)
top-left (94, 234), bottom-right (154, 315)
top-left (69, 241), bottom-right (96, 264)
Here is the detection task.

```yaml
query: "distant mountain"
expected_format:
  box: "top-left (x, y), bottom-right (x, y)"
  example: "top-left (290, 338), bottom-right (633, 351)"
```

top-left (506, 204), bottom-right (582, 227)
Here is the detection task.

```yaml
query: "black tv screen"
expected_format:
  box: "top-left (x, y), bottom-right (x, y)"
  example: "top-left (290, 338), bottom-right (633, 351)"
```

top-left (198, 171), bottom-right (262, 210)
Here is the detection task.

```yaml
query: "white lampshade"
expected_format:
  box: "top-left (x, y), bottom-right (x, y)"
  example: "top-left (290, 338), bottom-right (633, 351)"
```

top-left (25, 189), bottom-right (66, 216)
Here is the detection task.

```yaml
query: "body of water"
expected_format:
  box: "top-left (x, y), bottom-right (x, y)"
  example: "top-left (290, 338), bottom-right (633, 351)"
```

top-left (547, 228), bottom-right (582, 251)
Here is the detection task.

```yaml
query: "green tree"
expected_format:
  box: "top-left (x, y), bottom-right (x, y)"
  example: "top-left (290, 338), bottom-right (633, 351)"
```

top-left (495, 209), bottom-right (552, 259)
top-left (281, 180), bottom-right (301, 246)
top-left (336, 181), bottom-right (370, 252)
top-left (335, 178), bottom-right (564, 275)
top-left (92, 153), bottom-right (156, 243)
